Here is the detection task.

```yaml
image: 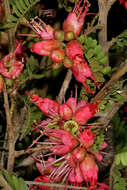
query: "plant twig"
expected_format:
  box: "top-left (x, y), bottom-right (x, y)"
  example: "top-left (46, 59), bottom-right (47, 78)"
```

top-left (3, 0), bottom-right (15, 52)
top-left (57, 70), bottom-right (72, 104)
top-left (92, 59), bottom-right (127, 102)
top-left (3, 0), bottom-right (16, 173)
top-left (109, 156), bottom-right (116, 190)
top-left (3, 82), bottom-right (15, 172)
top-left (0, 173), bottom-right (13, 190)
top-left (25, 180), bottom-right (87, 190)
top-left (84, 23), bottom-right (103, 36)
top-left (0, 131), bottom-right (8, 168)
top-left (98, 0), bottom-right (109, 64)
top-left (15, 146), bottom-right (51, 158)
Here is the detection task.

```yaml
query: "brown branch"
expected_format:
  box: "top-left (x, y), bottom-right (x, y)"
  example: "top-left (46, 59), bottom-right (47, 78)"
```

top-left (109, 156), bottom-right (116, 190)
top-left (3, 0), bottom-right (16, 172)
top-left (57, 70), bottom-right (72, 104)
top-left (107, 0), bottom-right (118, 10)
top-left (96, 101), bottom-right (124, 128)
top-left (91, 59), bottom-right (127, 102)
top-left (3, 0), bottom-right (15, 52)
top-left (84, 23), bottom-right (103, 36)
top-left (0, 173), bottom-right (13, 190)
top-left (98, 0), bottom-right (109, 65)
top-left (3, 82), bottom-right (15, 172)
top-left (0, 131), bottom-right (8, 168)
top-left (106, 38), bottom-right (116, 51)
top-left (15, 146), bottom-right (51, 158)
top-left (25, 181), bottom-right (87, 190)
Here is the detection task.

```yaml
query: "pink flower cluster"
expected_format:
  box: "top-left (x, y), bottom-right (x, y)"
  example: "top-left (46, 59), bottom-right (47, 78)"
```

top-left (29, 0), bottom-right (101, 94)
top-left (29, 127), bottom-right (108, 190)
top-left (0, 41), bottom-right (24, 79)
top-left (27, 92), bottom-right (108, 190)
top-left (26, 91), bottom-right (99, 126)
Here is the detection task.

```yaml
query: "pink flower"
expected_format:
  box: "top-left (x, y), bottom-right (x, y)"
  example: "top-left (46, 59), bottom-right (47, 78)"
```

top-left (26, 91), bottom-right (99, 125)
top-left (75, 164), bottom-right (84, 183)
top-left (44, 129), bottom-right (79, 155)
top-left (65, 40), bottom-right (101, 94)
top-left (0, 42), bottom-right (24, 79)
top-left (65, 40), bottom-right (84, 61)
top-left (80, 155), bottom-right (99, 189)
top-left (30, 17), bottom-right (54, 40)
top-left (26, 92), bottom-right (59, 118)
top-left (71, 60), bottom-right (101, 94)
top-left (80, 128), bottom-right (94, 148)
top-left (73, 102), bottom-right (99, 125)
top-left (68, 165), bottom-right (84, 184)
top-left (63, 0), bottom-right (89, 37)
top-left (36, 156), bottom-right (56, 175)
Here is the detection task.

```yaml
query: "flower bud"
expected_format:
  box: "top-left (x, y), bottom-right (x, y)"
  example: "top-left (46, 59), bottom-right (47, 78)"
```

top-left (53, 29), bottom-right (65, 41)
top-left (51, 48), bottom-right (65, 63)
top-left (31, 40), bottom-right (61, 56)
top-left (64, 31), bottom-right (75, 41)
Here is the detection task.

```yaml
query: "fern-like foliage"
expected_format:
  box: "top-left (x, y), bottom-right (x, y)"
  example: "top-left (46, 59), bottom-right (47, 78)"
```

top-left (1, 0), bottom-right (40, 29)
top-left (112, 165), bottom-right (127, 190)
top-left (112, 111), bottom-right (127, 153)
top-left (91, 129), bottom-right (104, 153)
top-left (18, 55), bottom-right (46, 89)
top-left (110, 29), bottom-right (127, 61)
top-left (78, 35), bottom-right (110, 83)
top-left (19, 96), bottom-right (42, 140)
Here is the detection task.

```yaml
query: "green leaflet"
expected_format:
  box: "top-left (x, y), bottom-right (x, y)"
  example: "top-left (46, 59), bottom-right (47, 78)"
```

top-left (113, 166), bottom-right (126, 190)
top-left (93, 72), bottom-right (105, 82)
top-left (78, 35), bottom-right (109, 87)
top-left (92, 130), bottom-right (104, 153)
top-left (2, 0), bottom-right (40, 29)
top-left (116, 152), bottom-right (127, 166)
top-left (19, 103), bottom-right (42, 140)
